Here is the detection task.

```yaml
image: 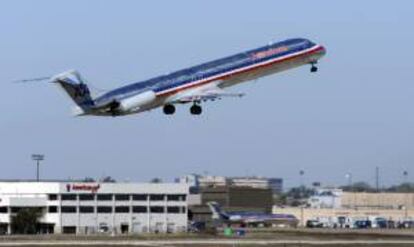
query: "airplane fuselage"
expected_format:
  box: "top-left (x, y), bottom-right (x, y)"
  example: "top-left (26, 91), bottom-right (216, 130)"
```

top-left (51, 38), bottom-right (325, 116)
top-left (226, 212), bottom-right (298, 225)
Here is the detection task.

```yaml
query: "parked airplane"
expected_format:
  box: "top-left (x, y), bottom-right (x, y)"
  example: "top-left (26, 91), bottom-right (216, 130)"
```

top-left (23, 38), bottom-right (326, 116)
top-left (207, 202), bottom-right (298, 227)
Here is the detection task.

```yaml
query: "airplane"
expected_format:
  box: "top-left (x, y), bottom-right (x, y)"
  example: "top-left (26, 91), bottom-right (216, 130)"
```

top-left (207, 201), bottom-right (298, 227)
top-left (23, 38), bottom-right (326, 116)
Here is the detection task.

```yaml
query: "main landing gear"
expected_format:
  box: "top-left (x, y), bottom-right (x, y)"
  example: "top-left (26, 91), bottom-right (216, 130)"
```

top-left (162, 103), bottom-right (203, 115)
top-left (163, 104), bottom-right (175, 115)
top-left (190, 104), bottom-right (202, 115)
top-left (310, 62), bottom-right (318, 73)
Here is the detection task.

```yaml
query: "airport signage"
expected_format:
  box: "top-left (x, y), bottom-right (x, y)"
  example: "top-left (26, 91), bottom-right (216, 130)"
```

top-left (66, 184), bottom-right (100, 193)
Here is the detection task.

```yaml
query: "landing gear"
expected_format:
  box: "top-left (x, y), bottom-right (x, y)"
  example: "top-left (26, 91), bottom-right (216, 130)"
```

top-left (310, 62), bottom-right (318, 73)
top-left (163, 104), bottom-right (175, 115)
top-left (190, 104), bottom-right (202, 115)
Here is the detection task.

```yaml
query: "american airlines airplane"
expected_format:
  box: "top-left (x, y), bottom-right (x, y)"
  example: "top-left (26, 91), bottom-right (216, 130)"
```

top-left (207, 202), bottom-right (298, 227)
top-left (28, 38), bottom-right (326, 116)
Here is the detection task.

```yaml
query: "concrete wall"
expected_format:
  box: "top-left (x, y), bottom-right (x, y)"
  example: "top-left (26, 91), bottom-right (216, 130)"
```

top-left (273, 207), bottom-right (414, 227)
top-left (342, 192), bottom-right (414, 209)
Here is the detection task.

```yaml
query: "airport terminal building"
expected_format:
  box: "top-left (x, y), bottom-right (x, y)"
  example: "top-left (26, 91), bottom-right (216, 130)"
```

top-left (0, 181), bottom-right (189, 234)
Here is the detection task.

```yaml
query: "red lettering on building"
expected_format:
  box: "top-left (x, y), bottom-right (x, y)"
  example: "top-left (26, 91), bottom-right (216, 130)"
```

top-left (70, 184), bottom-right (101, 193)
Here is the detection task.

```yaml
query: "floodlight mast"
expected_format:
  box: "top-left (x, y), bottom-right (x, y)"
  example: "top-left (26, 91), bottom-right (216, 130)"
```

top-left (31, 154), bottom-right (44, 182)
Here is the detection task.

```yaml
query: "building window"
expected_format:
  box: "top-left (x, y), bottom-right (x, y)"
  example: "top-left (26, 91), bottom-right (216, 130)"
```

top-left (115, 194), bottom-right (130, 201)
top-left (61, 194), bottom-right (77, 201)
top-left (132, 206), bottom-right (147, 213)
top-left (132, 194), bottom-right (147, 201)
top-left (167, 206), bottom-right (180, 214)
top-left (167, 194), bottom-right (186, 201)
top-left (149, 194), bottom-right (164, 201)
top-left (61, 206), bottom-right (77, 213)
top-left (150, 206), bottom-right (164, 213)
top-left (79, 206), bottom-right (94, 213)
top-left (11, 207), bottom-right (22, 213)
top-left (62, 226), bottom-right (77, 234)
top-left (79, 194), bottom-right (95, 201)
top-left (115, 206), bottom-right (130, 213)
top-left (0, 207), bottom-right (8, 213)
top-left (97, 194), bottom-right (113, 201)
top-left (97, 206), bottom-right (112, 213)
top-left (167, 195), bottom-right (179, 201)
top-left (48, 194), bottom-right (58, 201)
top-left (48, 206), bottom-right (58, 213)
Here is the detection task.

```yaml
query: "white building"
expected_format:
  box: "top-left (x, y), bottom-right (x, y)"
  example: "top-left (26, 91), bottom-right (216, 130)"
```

top-left (0, 181), bottom-right (189, 235)
top-left (308, 188), bottom-right (343, 209)
top-left (230, 177), bottom-right (283, 193)
top-left (178, 175), bottom-right (229, 188)
top-left (178, 174), bottom-right (283, 193)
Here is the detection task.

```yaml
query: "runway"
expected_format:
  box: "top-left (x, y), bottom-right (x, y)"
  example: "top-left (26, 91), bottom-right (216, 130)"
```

top-left (0, 239), bottom-right (414, 246)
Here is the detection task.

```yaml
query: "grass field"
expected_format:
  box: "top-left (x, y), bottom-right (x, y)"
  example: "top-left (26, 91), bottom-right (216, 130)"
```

top-left (0, 228), bottom-right (413, 246)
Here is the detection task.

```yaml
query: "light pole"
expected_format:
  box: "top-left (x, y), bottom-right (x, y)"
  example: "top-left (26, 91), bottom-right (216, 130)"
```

top-left (375, 166), bottom-right (380, 192)
top-left (31, 154), bottom-right (44, 182)
top-left (299, 170), bottom-right (305, 202)
top-left (345, 172), bottom-right (355, 209)
top-left (403, 171), bottom-right (409, 218)
top-left (299, 170), bottom-right (305, 187)
top-left (403, 171), bottom-right (408, 185)
top-left (345, 173), bottom-right (353, 189)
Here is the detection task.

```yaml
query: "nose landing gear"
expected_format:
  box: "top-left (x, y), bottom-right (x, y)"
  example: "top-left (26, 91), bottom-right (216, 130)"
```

top-left (310, 62), bottom-right (318, 73)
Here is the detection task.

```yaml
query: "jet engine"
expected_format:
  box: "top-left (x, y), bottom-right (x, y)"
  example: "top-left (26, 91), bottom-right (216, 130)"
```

top-left (119, 90), bottom-right (157, 112)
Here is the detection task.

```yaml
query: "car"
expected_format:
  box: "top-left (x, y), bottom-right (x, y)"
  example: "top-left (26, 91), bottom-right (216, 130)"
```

top-left (306, 220), bottom-right (324, 228)
top-left (354, 220), bottom-right (372, 229)
top-left (188, 221), bottom-right (206, 233)
top-left (398, 220), bottom-right (414, 229)
top-left (372, 217), bottom-right (388, 228)
top-left (337, 216), bottom-right (353, 228)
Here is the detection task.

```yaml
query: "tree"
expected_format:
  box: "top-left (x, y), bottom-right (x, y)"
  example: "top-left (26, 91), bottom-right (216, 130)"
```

top-left (386, 183), bottom-right (414, 193)
top-left (101, 176), bottom-right (116, 183)
top-left (150, 177), bottom-right (163, 183)
top-left (11, 208), bottom-right (42, 234)
top-left (277, 186), bottom-right (315, 207)
top-left (286, 186), bottom-right (315, 199)
top-left (340, 182), bottom-right (375, 192)
top-left (82, 177), bottom-right (95, 182)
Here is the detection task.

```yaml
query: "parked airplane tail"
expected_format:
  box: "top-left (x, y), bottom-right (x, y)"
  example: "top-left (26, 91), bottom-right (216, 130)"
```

top-left (50, 70), bottom-right (94, 115)
top-left (207, 202), bottom-right (230, 220)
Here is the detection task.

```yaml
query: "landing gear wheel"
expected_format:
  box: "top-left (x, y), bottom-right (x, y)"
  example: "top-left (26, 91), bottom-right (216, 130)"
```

top-left (163, 104), bottom-right (175, 115)
top-left (190, 104), bottom-right (202, 115)
top-left (310, 63), bottom-right (318, 73)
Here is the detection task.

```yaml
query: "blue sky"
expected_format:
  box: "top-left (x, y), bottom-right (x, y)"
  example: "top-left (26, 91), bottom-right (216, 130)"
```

top-left (1, 1), bottom-right (413, 188)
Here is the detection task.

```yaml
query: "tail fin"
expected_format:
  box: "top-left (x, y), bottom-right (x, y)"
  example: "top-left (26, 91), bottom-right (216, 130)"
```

top-left (51, 70), bottom-right (94, 112)
top-left (207, 202), bottom-right (229, 220)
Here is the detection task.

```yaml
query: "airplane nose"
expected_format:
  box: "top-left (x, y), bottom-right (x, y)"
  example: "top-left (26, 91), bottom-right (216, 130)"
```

top-left (319, 45), bottom-right (327, 55)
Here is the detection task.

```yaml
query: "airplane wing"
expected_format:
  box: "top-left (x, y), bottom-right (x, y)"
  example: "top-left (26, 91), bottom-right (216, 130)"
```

top-left (172, 86), bottom-right (245, 104)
